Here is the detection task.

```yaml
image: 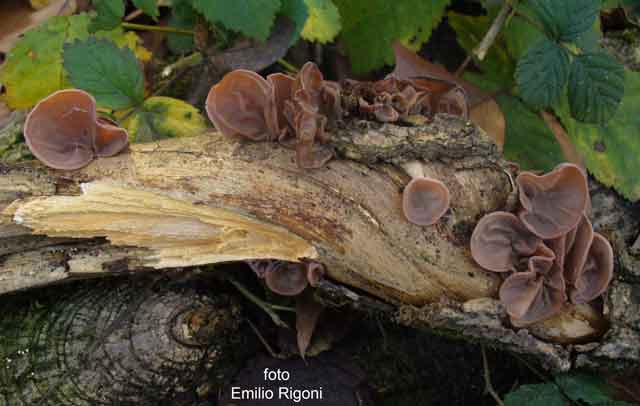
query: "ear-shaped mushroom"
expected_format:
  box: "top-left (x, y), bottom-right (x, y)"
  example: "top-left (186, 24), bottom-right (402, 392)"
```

top-left (470, 212), bottom-right (541, 272)
top-left (24, 89), bottom-right (97, 170)
top-left (94, 116), bottom-right (129, 157)
top-left (564, 214), bottom-right (594, 285)
top-left (267, 72), bottom-right (295, 139)
top-left (264, 262), bottom-right (309, 296)
top-left (402, 177), bottom-right (450, 226)
top-left (500, 254), bottom-right (566, 326)
top-left (24, 89), bottom-right (129, 170)
top-left (570, 233), bottom-right (614, 304)
top-left (292, 108), bottom-right (333, 169)
top-left (205, 69), bottom-right (278, 141)
top-left (306, 262), bottom-right (326, 287)
top-left (517, 163), bottom-right (589, 239)
top-left (437, 87), bottom-right (469, 119)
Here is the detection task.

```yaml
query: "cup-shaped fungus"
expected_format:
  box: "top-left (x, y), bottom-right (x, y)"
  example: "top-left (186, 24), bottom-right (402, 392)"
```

top-left (500, 254), bottom-right (566, 326)
top-left (470, 212), bottom-right (541, 272)
top-left (517, 163), bottom-right (589, 239)
top-left (570, 233), bottom-right (614, 304)
top-left (563, 214), bottom-right (594, 285)
top-left (24, 89), bottom-right (129, 170)
top-left (264, 262), bottom-right (309, 296)
top-left (205, 69), bottom-right (278, 141)
top-left (402, 177), bottom-right (450, 226)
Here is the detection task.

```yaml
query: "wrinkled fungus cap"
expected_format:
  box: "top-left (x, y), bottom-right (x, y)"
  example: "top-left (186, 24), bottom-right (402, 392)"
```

top-left (500, 255), bottom-right (566, 326)
top-left (205, 69), bottom-right (278, 141)
top-left (564, 214), bottom-right (594, 285)
top-left (265, 262), bottom-right (309, 296)
top-left (570, 233), bottom-right (614, 304)
top-left (470, 212), bottom-right (541, 272)
top-left (517, 163), bottom-right (589, 239)
top-left (24, 89), bottom-right (97, 170)
top-left (402, 177), bottom-right (450, 226)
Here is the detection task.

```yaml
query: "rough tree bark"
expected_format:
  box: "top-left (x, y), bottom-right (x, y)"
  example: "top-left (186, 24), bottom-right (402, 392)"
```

top-left (1, 115), bottom-right (638, 373)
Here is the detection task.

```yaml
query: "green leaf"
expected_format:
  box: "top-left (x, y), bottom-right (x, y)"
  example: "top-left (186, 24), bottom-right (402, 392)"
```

top-left (554, 372), bottom-right (614, 404)
top-left (0, 13), bottom-right (149, 109)
top-left (497, 94), bottom-right (565, 171)
top-left (556, 70), bottom-right (640, 201)
top-left (90, 0), bottom-right (125, 31)
top-left (448, 11), bottom-right (515, 92)
top-left (504, 383), bottom-right (565, 406)
top-left (167, 1), bottom-right (197, 53)
top-left (123, 96), bottom-right (208, 142)
top-left (334, 0), bottom-right (450, 73)
top-left (280, 0), bottom-right (310, 44)
top-left (132, 0), bottom-right (159, 19)
top-left (301, 0), bottom-right (341, 43)
top-left (516, 38), bottom-right (570, 109)
top-left (529, 0), bottom-right (600, 42)
top-left (63, 38), bottom-right (145, 110)
top-left (190, 0), bottom-right (282, 41)
top-left (568, 52), bottom-right (625, 123)
top-left (503, 4), bottom-right (546, 60)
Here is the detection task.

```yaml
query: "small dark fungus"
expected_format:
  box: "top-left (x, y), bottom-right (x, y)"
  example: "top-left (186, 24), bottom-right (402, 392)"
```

top-left (264, 262), bottom-right (309, 296)
top-left (402, 177), bottom-right (450, 226)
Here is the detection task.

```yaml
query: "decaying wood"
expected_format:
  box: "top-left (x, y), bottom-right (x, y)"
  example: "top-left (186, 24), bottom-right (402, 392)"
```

top-left (1, 115), bottom-right (639, 373)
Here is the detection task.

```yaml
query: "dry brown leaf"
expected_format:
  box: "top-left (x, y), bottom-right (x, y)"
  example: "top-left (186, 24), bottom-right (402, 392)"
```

top-left (295, 289), bottom-right (324, 359)
top-left (470, 98), bottom-right (505, 150)
top-left (0, 0), bottom-right (76, 55)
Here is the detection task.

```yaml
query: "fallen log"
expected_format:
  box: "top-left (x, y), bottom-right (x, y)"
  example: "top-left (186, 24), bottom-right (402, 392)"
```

top-left (1, 115), bottom-right (638, 372)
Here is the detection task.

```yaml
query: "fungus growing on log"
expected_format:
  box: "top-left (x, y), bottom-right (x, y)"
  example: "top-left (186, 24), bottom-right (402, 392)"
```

top-left (402, 177), bottom-right (450, 226)
top-left (471, 163), bottom-right (614, 329)
top-left (517, 163), bottom-right (589, 239)
top-left (470, 212), bottom-right (540, 272)
top-left (23, 89), bottom-right (128, 170)
top-left (247, 260), bottom-right (309, 296)
top-left (500, 253), bottom-right (566, 327)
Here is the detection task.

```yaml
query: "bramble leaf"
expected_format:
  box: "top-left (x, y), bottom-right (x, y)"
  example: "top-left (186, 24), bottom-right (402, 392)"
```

top-left (504, 383), bottom-right (565, 406)
top-left (190, 0), bottom-right (282, 41)
top-left (568, 52), bottom-right (625, 123)
top-left (280, 0), bottom-right (310, 44)
top-left (301, 0), bottom-right (341, 43)
top-left (123, 96), bottom-right (208, 142)
top-left (529, 0), bottom-right (600, 42)
top-left (63, 38), bottom-right (145, 110)
top-left (497, 94), bottom-right (565, 171)
top-left (516, 38), bottom-right (570, 109)
top-left (132, 0), bottom-right (159, 19)
top-left (90, 0), bottom-right (124, 32)
top-left (334, 0), bottom-right (450, 73)
top-left (556, 70), bottom-right (640, 201)
top-left (0, 13), bottom-right (149, 109)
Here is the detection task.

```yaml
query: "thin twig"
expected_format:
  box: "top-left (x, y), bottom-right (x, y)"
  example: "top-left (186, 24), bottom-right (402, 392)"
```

top-left (122, 22), bottom-right (194, 36)
top-left (482, 345), bottom-right (505, 406)
top-left (511, 353), bottom-right (549, 381)
top-left (455, 0), bottom-right (511, 77)
top-left (229, 278), bottom-right (290, 329)
top-left (161, 52), bottom-right (204, 79)
top-left (124, 9), bottom-right (144, 22)
top-left (277, 58), bottom-right (300, 73)
top-left (474, 1), bottom-right (512, 61)
top-left (246, 318), bottom-right (283, 359)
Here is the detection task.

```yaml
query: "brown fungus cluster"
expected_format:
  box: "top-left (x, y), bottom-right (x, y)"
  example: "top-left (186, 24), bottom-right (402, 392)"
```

top-left (471, 163), bottom-right (614, 327)
top-left (24, 89), bottom-right (129, 170)
top-left (206, 62), bottom-right (469, 169)
top-left (246, 259), bottom-right (325, 296)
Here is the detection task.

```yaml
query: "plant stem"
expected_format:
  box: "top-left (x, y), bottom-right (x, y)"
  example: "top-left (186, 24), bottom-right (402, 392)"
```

top-left (228, 278), bottom-right (290, 329)
top-left (278, 59), bottom-right (300, 73)
top-left (161, 52), bottom-right (203, 78)
top-left (475, 1), bottom-right (512, 61)
top-left (121, 22), bottom-right (194, 36)
top-left (482, 345), bottom-right (505, 406)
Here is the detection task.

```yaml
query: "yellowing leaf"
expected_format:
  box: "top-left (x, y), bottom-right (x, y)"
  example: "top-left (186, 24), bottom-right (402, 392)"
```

top-left (301, 0), bottom-right (341, 43)
top-left (0, 13), bottom-right (150, 109)
top-left (123, 97), bottom-right (208, 143)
